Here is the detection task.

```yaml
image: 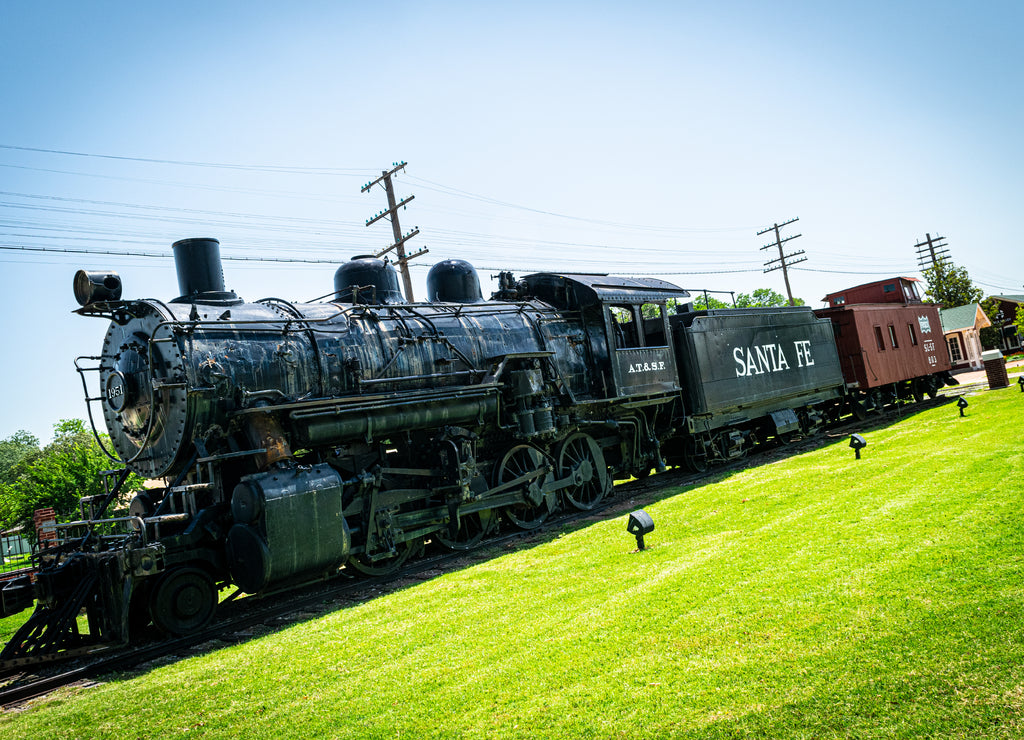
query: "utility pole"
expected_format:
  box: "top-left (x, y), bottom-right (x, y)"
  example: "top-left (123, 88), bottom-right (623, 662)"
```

top-left (757, 217), bottom-right (806, 307)
top-left (361, 161), bottom-right (428, 301)
top-left (914, 233), bottom-right (950, 273)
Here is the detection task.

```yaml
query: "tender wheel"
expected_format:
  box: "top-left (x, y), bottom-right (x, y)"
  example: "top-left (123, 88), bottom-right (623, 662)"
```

top-left (436, 510), bottom-right (492, 551)
top-left (149, 567), bottom-right (217, 636)
top-left (349, 538), bottom-right (419, 577)
top-left (557, 433), bottom-right (610, 510)
top-left (496, 444), bottom-right (551, 530)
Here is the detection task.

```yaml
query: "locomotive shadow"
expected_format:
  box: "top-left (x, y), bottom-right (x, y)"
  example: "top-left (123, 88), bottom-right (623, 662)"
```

top-left (118, 396), bottom-right (955, 679)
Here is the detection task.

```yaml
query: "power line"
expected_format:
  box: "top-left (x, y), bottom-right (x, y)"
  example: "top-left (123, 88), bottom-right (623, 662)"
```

top-left (0, 143), bottom-right (374, 176)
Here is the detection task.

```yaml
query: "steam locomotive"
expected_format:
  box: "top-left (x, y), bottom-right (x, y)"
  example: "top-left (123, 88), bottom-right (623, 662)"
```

top-left (0, 238), bottom-right (953, 663)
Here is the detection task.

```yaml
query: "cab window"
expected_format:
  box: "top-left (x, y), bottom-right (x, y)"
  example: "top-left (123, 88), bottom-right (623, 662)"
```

top-left (608, 305), bottom-right (640, 349)
top-left (640, 303), bottom-right (667, 347)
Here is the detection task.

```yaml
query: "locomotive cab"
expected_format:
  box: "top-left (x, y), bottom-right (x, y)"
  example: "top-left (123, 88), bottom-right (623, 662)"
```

top-left (521, 273), bottom-right (689, 399)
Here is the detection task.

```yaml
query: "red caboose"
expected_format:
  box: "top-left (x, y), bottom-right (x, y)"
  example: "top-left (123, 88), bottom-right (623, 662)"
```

top-left (815, 277), bottom-right (954, 404)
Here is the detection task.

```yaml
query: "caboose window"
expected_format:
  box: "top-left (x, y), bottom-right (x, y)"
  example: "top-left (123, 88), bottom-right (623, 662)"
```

top-left (888, 325), bottom-right (899, 349)
top-left (883, 283), bottom-right (896, 293)
top-left (608, 305), bottom-right (641, 349)
top-left (907, 323), bottom-right (918, 346)
top-left (874, 326), bottom-right (885, 351)
top-left (833, 295), bottom-right (846, 305)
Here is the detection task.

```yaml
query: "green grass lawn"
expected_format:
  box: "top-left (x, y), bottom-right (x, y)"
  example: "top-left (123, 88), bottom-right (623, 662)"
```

top-left (3, 387), bottom-right (1023, 738)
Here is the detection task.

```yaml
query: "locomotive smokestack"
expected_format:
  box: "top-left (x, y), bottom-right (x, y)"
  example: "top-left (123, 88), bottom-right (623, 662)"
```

top-left (171, 237), bottom-right (237, 303)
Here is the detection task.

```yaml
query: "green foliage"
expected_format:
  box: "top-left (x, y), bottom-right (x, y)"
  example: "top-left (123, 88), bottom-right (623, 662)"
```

top-left (734, 287), bottom-right (804, 307)
top-left (0, 430), bottom-right (39, 485)
top-left (4, 391), bottom-right (1024, 738)
top-left (692, 293), bottom-right (730, 310)
top-left (1016, 305), bottom-right (1024, 340)
top-left (921, 262), bottom-right (983, 306)
top-left (979, 297), bottom-right (1004, 349)
top-left (0, 420), bottom-right (143, 540)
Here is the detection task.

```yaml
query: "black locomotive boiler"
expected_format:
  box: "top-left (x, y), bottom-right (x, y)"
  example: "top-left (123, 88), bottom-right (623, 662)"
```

top-left (0, 237), bottom-right (941, 663)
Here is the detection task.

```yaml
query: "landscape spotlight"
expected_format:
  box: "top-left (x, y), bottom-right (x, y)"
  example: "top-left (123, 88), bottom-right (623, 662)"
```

top-left (1018, 376), bottom-right (1024, 393)
top-left (957, 396), bottom-right (969, 417)
top-left (627, 510), bottom-right (655, 551)
top-left (849, 434), bottom-right (867, 460)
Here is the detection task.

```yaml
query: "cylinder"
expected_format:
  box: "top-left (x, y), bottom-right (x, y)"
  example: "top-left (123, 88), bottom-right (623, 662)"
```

top-left (172, 237), bottom-right (227, 299)
top-left (73, 270), bottom-right (122, 306)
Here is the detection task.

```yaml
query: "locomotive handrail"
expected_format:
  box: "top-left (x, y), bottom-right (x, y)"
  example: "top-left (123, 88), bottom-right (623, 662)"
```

top-left (54, 516), bottom-right (147, 545)
top-left (75, 354), bottom-right (126, 464)
top-left (359, 369), bottom-right (485, 386)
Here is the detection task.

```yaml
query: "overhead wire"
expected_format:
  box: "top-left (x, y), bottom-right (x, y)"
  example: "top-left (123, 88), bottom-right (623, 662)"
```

top-left (1, 143), bottom-right (1019, 290)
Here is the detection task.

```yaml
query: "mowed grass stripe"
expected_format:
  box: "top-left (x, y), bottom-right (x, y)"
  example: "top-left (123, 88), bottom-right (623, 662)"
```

top-left (2, 388), bottom-right (1022, 738)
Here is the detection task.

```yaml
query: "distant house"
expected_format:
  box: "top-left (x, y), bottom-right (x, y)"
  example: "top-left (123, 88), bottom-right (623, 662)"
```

top-left (987, 295), bottom-right (1024, 354)
top-left (939, 303), bottom-right (991, 371)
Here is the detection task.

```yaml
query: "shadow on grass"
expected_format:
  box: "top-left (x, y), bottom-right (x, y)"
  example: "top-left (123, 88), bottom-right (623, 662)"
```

top-left (114, 396), bottom-right (960, 680)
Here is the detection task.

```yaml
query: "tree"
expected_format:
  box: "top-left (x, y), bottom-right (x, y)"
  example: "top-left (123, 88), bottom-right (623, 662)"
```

top-left (1016, 305), bottom-right (1024, 344)
top-left (979, 297), bottom-right (1004, 350)
top-left (734, 288), bottom-right (805, 308)
top-left (0, 419), bottom-right (143, 540)
top-left (921, 263), bottom-right (983, 306)
top-left (692, 294), bottom-right (730, 310)
top-left (0, 430), bottom-right (40, 485)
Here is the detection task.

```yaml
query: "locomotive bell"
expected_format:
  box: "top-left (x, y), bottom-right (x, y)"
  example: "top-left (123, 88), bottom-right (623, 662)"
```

top-left (426, 259), bottom-right (484, 303)
top-left (334, 256), bottom-right (405, 304)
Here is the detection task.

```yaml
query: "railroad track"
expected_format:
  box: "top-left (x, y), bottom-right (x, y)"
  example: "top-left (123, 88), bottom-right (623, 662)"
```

top-left (0, 396), bottom-right (949, 709)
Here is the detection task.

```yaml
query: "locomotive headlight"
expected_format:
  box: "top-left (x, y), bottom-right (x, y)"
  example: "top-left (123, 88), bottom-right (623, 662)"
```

top-left (74, 270), bottom-right (122, 306)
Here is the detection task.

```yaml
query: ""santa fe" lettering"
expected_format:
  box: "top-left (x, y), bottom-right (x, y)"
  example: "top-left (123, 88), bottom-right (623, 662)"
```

top-left (733, 340), bottom-right (814, 377)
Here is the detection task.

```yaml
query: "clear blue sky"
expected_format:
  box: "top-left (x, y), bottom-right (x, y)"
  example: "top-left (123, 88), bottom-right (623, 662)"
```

top-left (1, 1), bottom-right (1021, 444)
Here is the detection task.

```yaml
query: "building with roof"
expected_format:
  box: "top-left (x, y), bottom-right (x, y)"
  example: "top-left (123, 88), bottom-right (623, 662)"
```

top-left (939, 303), bottom-right (991, 370)
top-left (987, 294), bottom-right (1024, 354)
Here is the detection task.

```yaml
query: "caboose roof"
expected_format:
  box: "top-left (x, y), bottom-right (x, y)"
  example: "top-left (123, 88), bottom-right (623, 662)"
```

top-left (821, 276), bottom-right (920, 304)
